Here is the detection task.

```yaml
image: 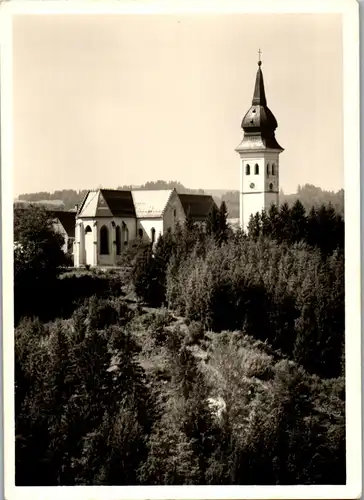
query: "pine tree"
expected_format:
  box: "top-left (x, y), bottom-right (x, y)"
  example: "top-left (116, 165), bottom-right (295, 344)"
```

top-left (260, 209), bottom-right (270, 237)
top-left (267, 203), bottom-right (280, 240)
top-left (290, 199), bottom-right (307, 243)
top-left (217, 201), bottom-right (229, 244)
top-left (247, 212), bottom-right (261, 240)
top-left (278, 202), bottom-right (291, 242)
top-left (206, 203), bottom-right (220, 238)
top-left (184, 206), bottom-right (195, 234)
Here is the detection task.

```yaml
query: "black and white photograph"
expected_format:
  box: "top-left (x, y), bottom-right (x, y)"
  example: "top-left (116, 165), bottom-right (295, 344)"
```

top-left (1, 1), bottom-right (361, 498)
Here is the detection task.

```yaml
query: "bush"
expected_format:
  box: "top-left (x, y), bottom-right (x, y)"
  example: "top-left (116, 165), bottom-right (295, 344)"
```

top-left (185, 321), bottom-right (205, 346)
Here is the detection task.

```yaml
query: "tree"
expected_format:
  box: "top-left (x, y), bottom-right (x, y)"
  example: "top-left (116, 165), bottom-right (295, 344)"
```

top-left (14, 205), bottom-right (68, 322)
top-left (217, 201), bottom-right (229, 244)
top-left (206, 204), bottom-right (220, 238)
top-left (184, 206), bottom-right (195, 234)
top-left (14, 205), bottom-right (66, 283)
top-left (290, 200), bottom-right (307, 243)
top-left (267, 204), bottom-right (280, 239)
top-left (247, 213), bottom-right (261, 239)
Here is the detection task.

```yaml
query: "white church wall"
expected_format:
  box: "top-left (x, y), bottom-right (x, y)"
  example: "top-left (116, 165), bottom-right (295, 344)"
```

top-left (137, 219), bottom-right (164, 243)
top-left (75, 216), bottom-right (137, 267)
top-left (163, 190), bottom-right (186, 231)
top-left (242, 193), bottom-right (266, 230)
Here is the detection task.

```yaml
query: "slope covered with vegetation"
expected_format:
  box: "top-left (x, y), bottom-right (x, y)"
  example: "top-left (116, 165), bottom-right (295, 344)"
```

top-left (14, 202), bottom-right (345, 486)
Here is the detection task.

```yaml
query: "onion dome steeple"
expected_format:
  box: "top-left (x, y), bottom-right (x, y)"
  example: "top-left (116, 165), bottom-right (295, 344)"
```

top-left (236, 55), bottom-right (283, 152)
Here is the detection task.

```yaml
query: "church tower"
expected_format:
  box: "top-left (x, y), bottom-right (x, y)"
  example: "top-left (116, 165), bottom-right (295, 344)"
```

top-left (236, 55), bottom-right (284, 230)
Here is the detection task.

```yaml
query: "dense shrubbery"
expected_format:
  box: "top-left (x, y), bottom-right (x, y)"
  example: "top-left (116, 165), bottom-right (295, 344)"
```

top-left (14, 200), bottom-right (345, 485)
top-left (15, 297), bottom-right (155, 485)
top-left (167, 237), bottom-right (344, 378)
top-left (14, 205), bottom-right (125, 323)
top-left (247, 200), bottom-right (344, 257)
top-left (131, 202), bottom-right (344, 379)
top-left (15, 297), bottom-right (345, 485)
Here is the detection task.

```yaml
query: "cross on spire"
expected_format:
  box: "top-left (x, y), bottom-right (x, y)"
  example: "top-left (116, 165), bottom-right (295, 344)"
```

top-left (258, 48), bottom-right (262, 66)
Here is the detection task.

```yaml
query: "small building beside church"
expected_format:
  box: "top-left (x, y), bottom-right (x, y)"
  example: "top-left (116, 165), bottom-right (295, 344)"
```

top-left (14, 207), bottom-right (76, 255)
top-left (74, 188), bottom-right (216, 267)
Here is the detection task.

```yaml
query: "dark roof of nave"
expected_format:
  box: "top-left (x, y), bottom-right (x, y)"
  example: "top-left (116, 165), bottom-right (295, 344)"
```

top-left (178, 194), bottom-right (216, 221)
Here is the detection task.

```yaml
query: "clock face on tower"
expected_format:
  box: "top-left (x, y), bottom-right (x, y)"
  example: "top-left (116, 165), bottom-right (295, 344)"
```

top-left (250, 183), bottom-right (255, 189)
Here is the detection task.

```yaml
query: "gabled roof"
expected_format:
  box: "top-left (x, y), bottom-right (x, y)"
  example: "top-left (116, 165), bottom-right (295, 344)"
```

top-left (178, 193), bottom-right (216, 221)
top-left (77, 189), bottom-right (136, 218)
top-left (131, 189), bottom-right (173, 218)
top-left (49, 210), bottom-right (76, 238)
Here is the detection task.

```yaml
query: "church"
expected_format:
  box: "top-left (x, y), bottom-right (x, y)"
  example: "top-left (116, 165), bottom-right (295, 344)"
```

top-left (71, 55), bottom-right (283, 268)
top-left (74, 188), bottom-right (216, 267)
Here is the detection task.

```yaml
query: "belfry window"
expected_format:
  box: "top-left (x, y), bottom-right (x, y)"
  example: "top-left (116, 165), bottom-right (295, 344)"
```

top-left (255, 163), bottom-right (259, 175)
top-left (85, 225), bottom-right (92, 234)
top-left (269, 183), bottom-right (274, 191)
top-left (267, 163), bottom-right (270, 175)
top-left (246, 164), bottom-right (250, 175)
top-left (138, 228), bottom-right (143, 239)
top-left (272, 163), bottom-right (276, 175)
top-left (151, 228), bottom-right (156, 244)
top-left (100, 225), bottom-right (109, 255)
top-left (115, 225), bottom-right (121, 255)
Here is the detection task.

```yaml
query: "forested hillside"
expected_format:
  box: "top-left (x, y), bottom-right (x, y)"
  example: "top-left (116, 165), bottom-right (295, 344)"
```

top-left (14, 202), bottom-right (345, 486)
top-left (222, 184), bottom-right (344, 218)
top-left (16, 182), bottom-right (344, 217)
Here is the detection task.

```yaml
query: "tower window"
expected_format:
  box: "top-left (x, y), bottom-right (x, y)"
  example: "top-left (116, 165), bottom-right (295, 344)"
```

top-left (269, 183), bottom-right (274, 191)
top-left (138, 228), bottom-right (143, 239)
top-left (245, 164), bottom-right (250, 175)
top-left (255, 163), bottom-right (259, 175)
top-left (85, 225), bottom-right (92, 234)
top-left (151, 227), bottom-right (156, 244)
top-left (267, 163), bottom-right (270, 175)
top-left (272, 163), bottom-right (276, 175)
top-left (100, 225), bottom-right (109, 255)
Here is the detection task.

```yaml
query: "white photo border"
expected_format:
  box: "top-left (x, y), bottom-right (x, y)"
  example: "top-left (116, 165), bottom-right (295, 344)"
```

top-left (1, 0), bottom-right (361, 499)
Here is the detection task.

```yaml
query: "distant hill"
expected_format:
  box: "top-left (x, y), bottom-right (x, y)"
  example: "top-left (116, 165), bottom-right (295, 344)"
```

top-left (16, 182), bottom-right (344, 218)
top-left (220, 184), bottom-right (344, 218)
top-left (14, 199), bottom-right (66, 210)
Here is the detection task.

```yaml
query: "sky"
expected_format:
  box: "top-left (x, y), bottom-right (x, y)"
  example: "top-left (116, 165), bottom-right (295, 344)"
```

top-left (12, 13), bottom-right (343, 197)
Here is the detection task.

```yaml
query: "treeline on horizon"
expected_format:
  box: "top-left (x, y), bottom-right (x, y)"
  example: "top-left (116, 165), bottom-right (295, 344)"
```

top-left (14, 200), bottom-right (345, 486)
top-left (15, 181), bottom-right (344, 217)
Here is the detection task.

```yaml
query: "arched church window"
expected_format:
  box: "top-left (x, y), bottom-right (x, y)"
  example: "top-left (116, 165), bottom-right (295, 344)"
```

top-left (138, 228), bottom-right (143, 239)
top-left (255, 163), bottom-right (259, 175)
top-left (100, 225), bottom-right (109, 255)
top-left (267, 163), bottom-right (270, 175)
top-left (115, 225), bottom-right (121, 255)
top-left (269, 183), bottom-right (274, 191)
top-left (151, 227), bottom-right (156, 244)
top-left (245, 164), bottom-right (250, 175)
top-left (272, 163), bottom-right (276, 175)
top-left (85, 225), bottom-right (92, 234)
